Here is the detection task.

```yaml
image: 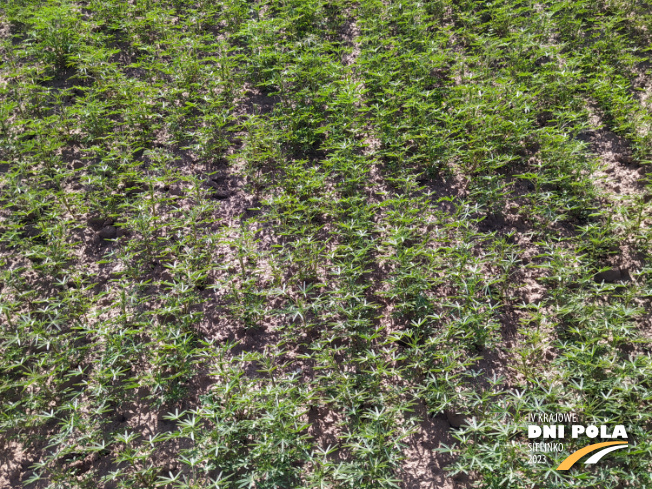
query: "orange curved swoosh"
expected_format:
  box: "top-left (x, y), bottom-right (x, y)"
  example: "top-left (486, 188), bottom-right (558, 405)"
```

top-left (556, 441), bottom-right (628, 470)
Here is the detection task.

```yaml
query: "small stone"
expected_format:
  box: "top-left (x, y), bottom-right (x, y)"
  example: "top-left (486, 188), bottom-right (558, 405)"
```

top-left (594, 268), bottom-right (621, 283)
top-left (98, 226), bottom-right (117, 240)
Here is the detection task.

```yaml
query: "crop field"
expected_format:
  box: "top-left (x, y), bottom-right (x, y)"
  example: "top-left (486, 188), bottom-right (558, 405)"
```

top-left (1, 0), bottom-right (652, 487)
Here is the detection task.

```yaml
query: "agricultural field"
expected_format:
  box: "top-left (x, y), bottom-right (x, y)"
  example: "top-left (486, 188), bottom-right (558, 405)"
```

top-left (1, 0), bottom-right (652, 487)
